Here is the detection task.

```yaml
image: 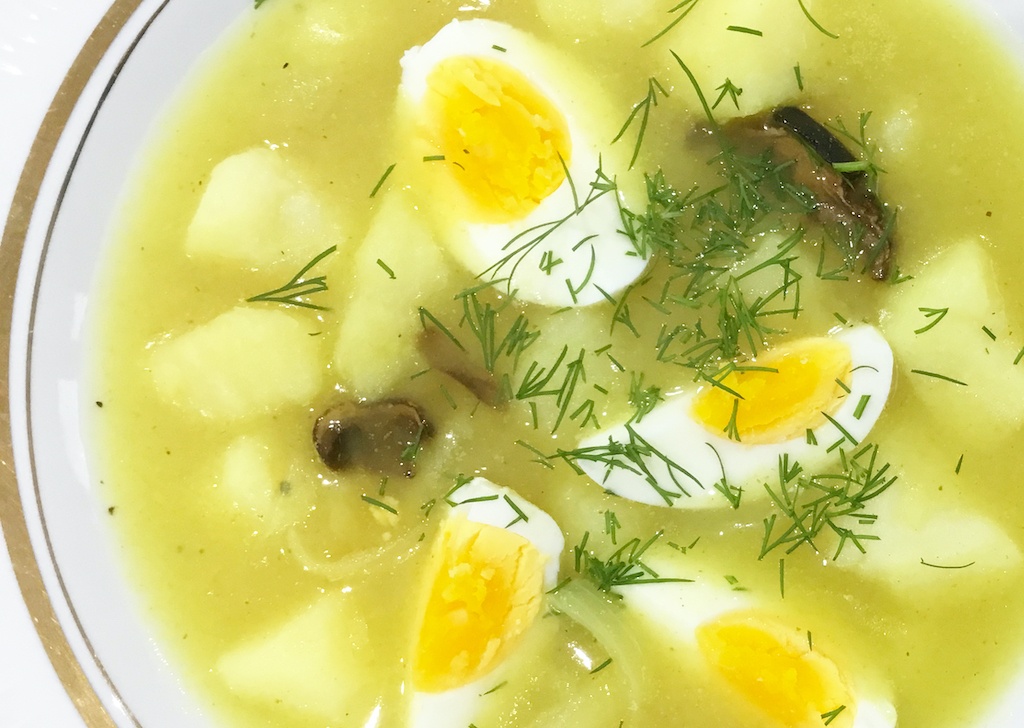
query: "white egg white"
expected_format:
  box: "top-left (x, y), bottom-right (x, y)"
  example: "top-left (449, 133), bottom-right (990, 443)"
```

top-left (409, 477), bottom-right (564, 728)
top-left (397, 19), bottom-right (648, 307)
top-left (575, 326), bottom-right (895, 508)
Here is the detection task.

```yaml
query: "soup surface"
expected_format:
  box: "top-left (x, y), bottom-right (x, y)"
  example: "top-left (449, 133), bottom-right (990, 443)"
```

top-left (92, 0), bottom-right (1024, 726)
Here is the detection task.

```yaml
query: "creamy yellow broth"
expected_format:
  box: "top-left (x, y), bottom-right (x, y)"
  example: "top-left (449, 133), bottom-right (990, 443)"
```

top-left (92, 1), bottom-right (1024, 726)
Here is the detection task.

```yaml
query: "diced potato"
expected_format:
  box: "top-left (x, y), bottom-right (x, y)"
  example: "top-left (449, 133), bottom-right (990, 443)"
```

top-left (151, 306), bottom-right (323, 419)
top-left (880, 240), bottom-right (1024, 443)
top-left (841, 501), bottom-right (1021, 595)
top-left (217, 594), bottom-right (376, 722)
top-left (186, 147), bottom-right (344, 268)
top-left (332, 189), bottom-right (454, 397)
top-left (217, 436), bottom-right (313, 533)
top-left (660, 0), bottom-right (813, 120)
top-left (535, 0), bottom-right (664, 42)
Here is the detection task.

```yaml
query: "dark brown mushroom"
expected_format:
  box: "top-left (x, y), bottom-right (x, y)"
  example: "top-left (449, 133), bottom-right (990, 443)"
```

top-left (313, 399), bottom-right (431, 478)
top-left (418, 328), bottom-right (503, 406)
top-left (731, 106), bottom-right (894, 280)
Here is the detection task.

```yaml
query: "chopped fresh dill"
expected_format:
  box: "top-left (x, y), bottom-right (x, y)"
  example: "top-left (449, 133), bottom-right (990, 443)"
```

top-left (920, 559), bottom-right (976, 570)
top-left (628, 372), bottom-right (664, 424)
top-left (914, 307), bottom-right (949, 334)
top-left (491, 44), bottom-right (506, 52)
top-left (481, 681), bottom-right (507, 696)
top-left (604, 510), bottom-right (622, 545)
top-left (503, 494), bottom-right (530, 527)
top-left (440, 384), bottom-right (458, 409)
top-left (550, 425), bottom-right (703, 506)
top-left (642, 0), bottom-right (702, 47)
top-left (422, 154), bottom-right (445, 162)
top-left (246, 245), bottom-right (336, 310)
top-left (955, 453), bottom-right (964, 474)
top-left (911, 369), bottom-right (967, 386)
top-left (712, 78), bottom-right (743, 111)
top-left (361, 495), bottom-right (397, 515)
top-left (376, 259), bottom-right (396, 279)
top-left (982, 325), bottom-right (997, 341)
top-left (254, 0), bottom-right (270, 7)
top-left (853, 394), bottom-right (871, 420)
top-left (573, 530), bottom-right (692, 594)
top-left (797, 0), bottom-right (839, 39)
top-left (760, 444), bottom-right (896, 559)
top-left (821, 706), bottom-right (847, 725)
top-left (590, 657), bottom-right (613, 674)
top-left (793, 63), bottom-right (804, 91)
top-left (611, 77), bottom-right (670, 169)
top-left (369, 162), bottom-right (396, 198)
top-left (779, 558), bottom-right (786, 598)
top-left (726, 25), bottom-right (763, 36)
top-left (1015, 346), bottom-right (1024, 365)
top-left (828, 112), bottom-right (885, 192)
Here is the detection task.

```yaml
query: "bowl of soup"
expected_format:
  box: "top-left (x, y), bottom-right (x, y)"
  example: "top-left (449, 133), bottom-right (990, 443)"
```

top-left (6, 0), bottom-right (1024, 725)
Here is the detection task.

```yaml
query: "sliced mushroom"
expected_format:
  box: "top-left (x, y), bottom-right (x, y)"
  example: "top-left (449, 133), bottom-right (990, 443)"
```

top-left (313, 399), bottom-right (430, 478)
top-left (418, 328), bottom-right (503, 406)
top-left (731, 106), bottom-right (894, 280)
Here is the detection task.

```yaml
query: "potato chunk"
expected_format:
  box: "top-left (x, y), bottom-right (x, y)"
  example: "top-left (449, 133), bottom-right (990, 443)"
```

top-left (332, 189), bottom-right (453, 397)
top-left (218, 436), bottom-right (313, 533)
top-left (880, 240), bottom-right (1024, 443)
top-left (217, 595), bottom-right (376, 722)
top-left (186, 147), bottom-right (344, 268)
top-left (661, 0), bottom-right (813, 120)
top-left (151, 306), bottom-right (323, 419)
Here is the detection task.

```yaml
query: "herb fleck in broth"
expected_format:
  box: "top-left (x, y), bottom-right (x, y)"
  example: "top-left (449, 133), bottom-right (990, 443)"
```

top-left (90, 0), bottom-right (1024, 726)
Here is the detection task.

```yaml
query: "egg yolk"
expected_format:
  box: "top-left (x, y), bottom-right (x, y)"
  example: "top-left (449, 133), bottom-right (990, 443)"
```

top-left (424, 56), bottom-right (572, 222)
top-left (413, 515), bottom-right (545, 692)
top-left (696, 615), bottom-right (854, 728)
top-left (691, 338), bottom-right (853, 444)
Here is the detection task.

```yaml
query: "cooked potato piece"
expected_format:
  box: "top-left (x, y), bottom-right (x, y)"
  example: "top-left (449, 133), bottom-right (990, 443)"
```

top-left (881, 240), bottom-right (1024, 443)
top-left (217, 595), bottom-right (376, 722)
top-left (332, 189), bottom-right (453, 397)
top-left (840, 500), bottom-right (1021, 595)
top-left (186, 147), bottom-right (344, 268)
top-left (152, 306), bottom-right (323, 419)
top-left (218, 436), bottom-right (313, 533)
top-left (659, 0), bottom-right (814, 120)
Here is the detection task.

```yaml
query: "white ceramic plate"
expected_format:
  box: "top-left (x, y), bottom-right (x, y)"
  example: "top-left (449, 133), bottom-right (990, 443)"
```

top-left (3, 1), bottom-right (1024, 726)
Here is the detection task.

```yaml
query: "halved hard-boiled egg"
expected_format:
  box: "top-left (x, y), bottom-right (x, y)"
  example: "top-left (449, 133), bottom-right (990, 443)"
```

top-left (576, 326), bottom-right (894, 507)
top-left (616, 573), bottom-right (897, 728)
top-left (397, 19), bottom-right (648, 307)
top-left (410, 477), bottom-right (564, 728)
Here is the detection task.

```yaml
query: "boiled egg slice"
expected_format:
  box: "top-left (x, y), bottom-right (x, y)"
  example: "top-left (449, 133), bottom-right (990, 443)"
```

top-left (397, 19), bottom-right (648, 307)
top-left (410, 477), bottom-right (564, 728)
top-left (576, 326), bottom-right (894, 508)
top-left (616, 574), bottom-right (897, 728)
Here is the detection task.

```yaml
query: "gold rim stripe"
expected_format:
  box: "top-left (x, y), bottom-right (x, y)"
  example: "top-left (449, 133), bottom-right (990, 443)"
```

top-left (0, 1), bottom-right (150, 725)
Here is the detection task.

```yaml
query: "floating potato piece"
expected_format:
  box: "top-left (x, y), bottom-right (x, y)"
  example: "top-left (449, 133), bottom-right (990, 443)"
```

top-left (840, 502), bottom-right (1021, 595)
top-left (218, 436), bottom-right (313, 533)
top-left (536, 0), bottom-right (665, 40)
top-left (880, 240), bottom-right (1024, 443)
top-left (660, 0), bottom-right (813, 120)
top-left (332, 189), bottom-right (453, 397)
top-left (151, 306), bottom-right (323, 419)
top-left (217, 594), bottom-right (374, 722)
top-left (186, 147), bottom-right (344, 268)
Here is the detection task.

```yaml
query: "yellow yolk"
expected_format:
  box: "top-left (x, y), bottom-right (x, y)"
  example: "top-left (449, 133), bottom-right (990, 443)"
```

top-left (691, 338), bottom-right (853, 444)
top-left (424, 56), bottom-right (572, 222)
top-left (413, 515), bottom-right (545, 693)
top-left (696, 616), bottom-right (854, 728)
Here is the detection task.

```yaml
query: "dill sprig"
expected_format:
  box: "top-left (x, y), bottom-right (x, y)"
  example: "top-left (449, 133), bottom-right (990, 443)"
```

top-left (549, 425), bottom-right (703, 506)
top-left (759, 444), bottom-right (896, 560)
top-left (573, 530), bottom-right (693, 594)
top-left (643, 0), bottom-right (702, 47)
top-left (611, 78), bottom-right (670, 169)
top-left (246, 245), bottom-right (337, 310)
top-left (827, 112), bottom-right (885, 192)
top-left (455, 283), bottom-right (540, 373)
